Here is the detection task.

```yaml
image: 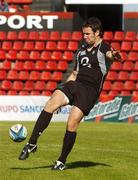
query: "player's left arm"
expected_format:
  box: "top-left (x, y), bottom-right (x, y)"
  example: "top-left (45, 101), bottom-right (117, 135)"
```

top-left (106, 49), bottom-right (122, 62)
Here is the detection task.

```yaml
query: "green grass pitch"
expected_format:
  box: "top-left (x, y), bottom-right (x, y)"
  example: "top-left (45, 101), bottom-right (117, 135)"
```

top-left (1, 121), bottom-right (138, 180)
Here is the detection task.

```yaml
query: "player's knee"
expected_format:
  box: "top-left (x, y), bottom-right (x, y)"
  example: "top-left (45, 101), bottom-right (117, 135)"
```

top-left (67, 121), bottom-right (78, 131)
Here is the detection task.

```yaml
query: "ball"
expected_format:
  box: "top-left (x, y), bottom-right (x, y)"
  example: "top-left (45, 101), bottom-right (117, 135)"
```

top-left (9, 124), bottom-right (27, 142)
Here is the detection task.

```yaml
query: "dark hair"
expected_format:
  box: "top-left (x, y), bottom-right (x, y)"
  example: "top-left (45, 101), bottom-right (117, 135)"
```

top-left (82, 17), bottom-right (103, 37)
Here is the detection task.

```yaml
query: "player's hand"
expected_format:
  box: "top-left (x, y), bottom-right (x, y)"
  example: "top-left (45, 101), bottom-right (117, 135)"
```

top-left (112, 50), bottom-right (122, 62)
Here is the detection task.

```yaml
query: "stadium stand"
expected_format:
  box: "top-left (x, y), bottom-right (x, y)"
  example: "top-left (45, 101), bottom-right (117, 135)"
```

top-left (0, 28), bottom-right (138, 96)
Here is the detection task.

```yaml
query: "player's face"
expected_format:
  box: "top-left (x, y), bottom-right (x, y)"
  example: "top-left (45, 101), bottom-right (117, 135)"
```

top-left (82, 27), bottom-right (98, 45)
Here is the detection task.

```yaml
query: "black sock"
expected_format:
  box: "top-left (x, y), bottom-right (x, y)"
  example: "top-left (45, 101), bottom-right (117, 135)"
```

top-left (29, 110), bottom-right (52, 145)
top-left (58, 130), bottom-right (77, 164)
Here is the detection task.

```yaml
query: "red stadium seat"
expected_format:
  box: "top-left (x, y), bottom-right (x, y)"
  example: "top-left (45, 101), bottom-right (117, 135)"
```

top-left (57, 61), bottom-right (68, 71)
top-left (131, 96), bottom-right (138, 103)
top-left (67, 41), bottom-right (78, 51)
top-left (136, 33), bottom-right (138, 40)
top-left (136, 82), bottom-right (138, 90)
top-left (46, 81), bottom-right (57, 91)
top-left (125, 31), bottom-right (136, 41)
top-left (61, 31), bottom-right (71, 40)
top-left (13, 41), bottom-right (23, 50)
top-left (134, 61), bottom-right (138, 71)
top-left (30, 51), bottom-right (40, 60)
top-left (121, 41), bottom-right (132, 51)
top-left (39, 31), bottom-right (49, 40)
top-left (121, 52), bottom-right (127, 61)
top-left (2, 41), bottom-right (12, 50)
top-left (28, 31), bottom-right (39, 40)
top-left (40, 51), bottom-right (52, 61)
top-left (12, 81), bottom-right (23, 91)
top-left (7, 70), bottom-right (18, 80)
top-left (46, 61), bottom-right (57, 71)
top-left (111, 42), bottom-right (121, 50)
top-left (103, 81), bottom-right (112, 91)
top-left (17, 51), bottom-right (30, 60)
top-left (127, 51), bottom-right (138, 61)
top-left (122, 61), bottom-right (134, 71)
top-left (30, 91), bottom-right (41, 95)
top-left (132, 91), bottom-right (138, 96)
top-left (13, 61), bottom-right (24, 70)
top-left (42, 91), bottom-right (52, 96)
top-left (113, 31), bottom-right (124, 41)
top-left (49, 31), bottom-right (60, 40)
top-left (51, 71), bottom-right (63, 81)
top-left (118, 71), bottom-right (129, 81)
top-left (0, 90), bottom-right (6, 95)
top-left (19, 91), bottom-right (29, 95)
top-left (18, 31), bottom-right (28, 40)
top-left (124, 81), bottom-right (136, 91)
top-left (1, 80), bottom-right (12, 90)
top-left (35, 61), bottom-right (46, 70)
top-left (106, 71), bottom-right (118, 81)
top-left (0, 70), bottom-right (7, 80)
top-left (34, 81), bottom-right (46, 90)
top-left (110, 62), bottom-right (122, 71)
top-left (6, 50), bottom-right (17, 60)
top-left (24, 61), bottom-right (35, 70)
top-left (29, 71), bottom-right (40, 80)
top-left (51, 51), bottom-right (62, 61)
top-left (129, 72), bottom-right (138, 81)
top-left (108, 90), bottom-right (119, 97)
top-left (1, 61), bottom-right (11, 70)
top-left (132, 41), bottom-right (138, 51)
top-left (18, 71), bottom-right (29, 80)
top-left (23, 41), bottom-right (34, 50)
top-left (71, 31), bottom-right (82, 41)
top-left (24, 81), bottom-right (34, 91)
top-left (99, 95), bottom-right (114, 102)
top-left (0, 50), bottom-right (6, 59)
top-left (100, 90), bottom-right (107, 96)
top-left (120, 90), bottom-right (131, 96)
top-left (112, 81), bottom-right (124, 91)
top-left (56, 41), bottom-right (67, 51)
top-left (7, 90), bottom-right (18, 95)
top-left (34, 41), bottom-right (45, 51)
top-left (0, 31), bottom-right (6, 40)
top-left (103, 31), bottom-right (113, 41)
top-left (40, 71), bottom-right (51, 81)
top-left (46, 41), bottom-right (56, 50)
top-left (7, 31), bottom-right (18, 40)
top-left (62, 51), bottom-right (73, 61)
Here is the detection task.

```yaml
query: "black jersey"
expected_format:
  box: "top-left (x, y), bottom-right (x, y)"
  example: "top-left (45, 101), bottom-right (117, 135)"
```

top-left (74, 40), bottom-right (112, 91)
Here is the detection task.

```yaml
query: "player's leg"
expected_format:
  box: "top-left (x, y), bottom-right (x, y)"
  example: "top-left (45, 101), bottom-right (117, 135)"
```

top-left (28, 89), bottom-right (68, 145)
top-left (19, 90), bottom-right (68, 160)
top-left (52, 106), bottom-right (84, 170)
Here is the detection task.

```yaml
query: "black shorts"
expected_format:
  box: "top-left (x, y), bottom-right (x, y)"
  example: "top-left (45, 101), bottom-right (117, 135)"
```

top-left (57, 80), bottom-right (99, 115)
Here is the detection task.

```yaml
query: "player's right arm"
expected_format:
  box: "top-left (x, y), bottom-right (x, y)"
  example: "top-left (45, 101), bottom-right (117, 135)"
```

top-left (65, 48), bottom-right (81, 82)
top-left (66, 70), bottom-right (78, 82)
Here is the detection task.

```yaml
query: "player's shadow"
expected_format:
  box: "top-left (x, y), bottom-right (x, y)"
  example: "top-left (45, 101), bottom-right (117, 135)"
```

top-left (11, 161), bottom-right (111, 170)
top-left (11, 165), bottom-right (52, 170)
top-left (66, 161), bottom-right (111, 169)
